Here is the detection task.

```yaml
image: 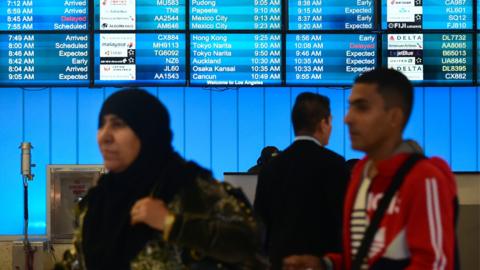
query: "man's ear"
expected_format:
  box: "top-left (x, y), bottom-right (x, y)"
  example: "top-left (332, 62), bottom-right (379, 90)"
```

top-left (320, 115), bottom-right (332, 131)
top-left (314, 118), bottom-right (327, 138)
top-left (389, 107), bottom-right (405, 130)
top-left (316, 119), bottom-right (325, 134)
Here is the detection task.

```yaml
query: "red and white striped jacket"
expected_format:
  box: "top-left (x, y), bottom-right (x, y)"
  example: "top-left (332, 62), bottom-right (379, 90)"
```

top-left (326, 153), bottom-right (457, 270)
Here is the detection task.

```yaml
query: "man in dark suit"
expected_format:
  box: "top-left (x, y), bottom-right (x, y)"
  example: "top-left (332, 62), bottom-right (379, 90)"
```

top-left (254, 92), bottom-right (348, 270)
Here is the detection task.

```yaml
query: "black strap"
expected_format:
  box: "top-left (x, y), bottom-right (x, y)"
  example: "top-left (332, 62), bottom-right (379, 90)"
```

top-left (351, 154), bottom-right (425, 270)
top-left (453, 196), bottom-right (460, 270)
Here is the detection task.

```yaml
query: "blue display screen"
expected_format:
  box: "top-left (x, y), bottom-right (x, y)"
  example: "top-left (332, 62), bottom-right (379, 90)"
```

top-left (382, 0), bottom-right (473, 30)
top-left (0, 33), bottom-right (89, 86)
top-left (286, 34), bottom-right (376, 85)
top-left (478, 35), bottom-right (480, 84)
top-left (0, 0), bottom-right (88, 31)
top-left (382, 33), bottom-right (473, 84)
top-left (94, 33), bottom-right (186, 86)
top-left (94, 0), bottom-right (185, 30)
top-left (0, 0), bottom-right (478, 87)
top-left (289, 0), bottom-right (374, 30)
top-left (190, 0), bottom-right (281, 30)
top-left (190, 34), bottom-right (281, 86)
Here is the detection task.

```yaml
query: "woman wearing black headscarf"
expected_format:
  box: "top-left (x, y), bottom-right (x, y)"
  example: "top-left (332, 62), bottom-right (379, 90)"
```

top-left (55, 89), bottom-right (266, 270)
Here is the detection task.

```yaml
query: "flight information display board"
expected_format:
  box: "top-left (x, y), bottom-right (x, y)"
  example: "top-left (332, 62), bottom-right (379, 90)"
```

top-left (94, 33), bottom-right (186, 85)
top-left (0, 33), bottom-right (89, 86)
top-left (382, 0), bottom-right (473, 30)
top-left (383, 33), bottom-right (473, 84)
top-left (190, 0), bottom-right (281, 30)
top-left (287, 34), bottom-right (376, 85)
top-left (0, 0), bottom-right (88, 31)
top-left (190, 33), bottom-right (281, 86)
top-left (289, 0), bottom-right (375, 30)
top-left (94, 0), bottom-right (185, 30)
top-left (0, 0), bottom-right (479, 87)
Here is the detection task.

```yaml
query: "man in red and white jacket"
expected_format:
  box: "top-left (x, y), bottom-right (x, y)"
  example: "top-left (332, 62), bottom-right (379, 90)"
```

top-left (283, 68), bottom-right (457, 270)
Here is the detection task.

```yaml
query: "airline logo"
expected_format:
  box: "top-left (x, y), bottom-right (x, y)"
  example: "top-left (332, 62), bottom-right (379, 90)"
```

top-left (389, 64), bottom-right (424, 81)
top-left (387, 34), bottom-right (424, 81)
top-left (388, 57), bottom-right (416, 65)
top-left (100, 34), bottom-right (136, 81)
top-left (100, 0), bottom-right (136, 30)
top-left (387, 0), bottom-right (422, 29)
top-left (387, 34), bottom-right (423, 50)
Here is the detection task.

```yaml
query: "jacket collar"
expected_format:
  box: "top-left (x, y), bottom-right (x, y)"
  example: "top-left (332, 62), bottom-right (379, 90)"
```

top-left (364, 140), bottom-right (423, 179)
top-left (294, 135), bottom-right (323, 147)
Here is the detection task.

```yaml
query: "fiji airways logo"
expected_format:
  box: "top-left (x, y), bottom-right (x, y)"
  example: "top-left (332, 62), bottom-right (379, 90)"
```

top-left (367, 193), bottom-right (401, 215)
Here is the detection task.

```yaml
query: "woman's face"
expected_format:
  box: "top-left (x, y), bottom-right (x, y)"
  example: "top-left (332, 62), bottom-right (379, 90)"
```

top-left (97, 114), bottom-right (141, 173)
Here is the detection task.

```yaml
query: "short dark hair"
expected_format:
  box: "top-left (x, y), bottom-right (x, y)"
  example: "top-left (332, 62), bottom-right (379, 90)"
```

top-left (292, 92), bottom-right (330, 135)
top-left (257, 146), bottom-right (279, 165)
top-left (354, 68), bottom-right (414, 128)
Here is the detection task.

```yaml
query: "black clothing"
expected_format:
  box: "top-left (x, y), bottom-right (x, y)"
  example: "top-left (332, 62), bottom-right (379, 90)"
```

top-left (84, 89), bottom-right (177, 270)
top-left (98, 88), bottom-right (173, 157)
top-left (57, 89), bottom-right (266, 270)
top-left (254, 139), bottom-right (348, 269)
top-left (82, 152), bottom-right (194, 270)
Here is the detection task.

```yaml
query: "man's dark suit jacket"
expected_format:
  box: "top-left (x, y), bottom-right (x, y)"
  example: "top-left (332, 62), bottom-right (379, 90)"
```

top-left (254, 139), bottom-right (348, 269)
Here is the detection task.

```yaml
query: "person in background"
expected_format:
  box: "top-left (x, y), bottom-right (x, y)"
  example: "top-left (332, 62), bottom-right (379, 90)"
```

top-left (284, 68), bottom-right (458, 270)
top-left (255, 92), bottom-right (349, 269)
top-left (55, 88), bottom-right (266, 270)
top-left (248, 146), bottom-right (280, 174)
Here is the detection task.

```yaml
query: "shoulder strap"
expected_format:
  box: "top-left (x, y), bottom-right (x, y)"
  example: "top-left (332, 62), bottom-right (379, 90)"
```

top-left (453, 196), bottom-right (460, 270)
top-left (352, 154), bottom-right (425, 270)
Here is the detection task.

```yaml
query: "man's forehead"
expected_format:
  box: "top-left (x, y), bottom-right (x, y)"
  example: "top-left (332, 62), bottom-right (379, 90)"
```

top-left (349, 83), bottom-right (380, 102)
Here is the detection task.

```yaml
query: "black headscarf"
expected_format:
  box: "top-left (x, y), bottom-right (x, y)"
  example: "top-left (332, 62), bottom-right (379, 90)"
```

top-left (82, 88), bottom-right (182, 270)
